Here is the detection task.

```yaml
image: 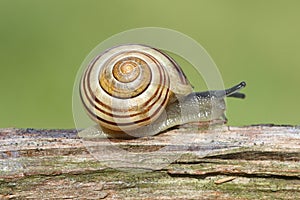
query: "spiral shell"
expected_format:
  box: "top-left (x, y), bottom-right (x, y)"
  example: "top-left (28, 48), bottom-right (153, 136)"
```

top-left (80, 44), bottom-right (193, 132)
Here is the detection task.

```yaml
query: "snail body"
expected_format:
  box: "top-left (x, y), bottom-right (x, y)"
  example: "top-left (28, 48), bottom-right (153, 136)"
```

top-left (80, 44), bottom-right (246, 138)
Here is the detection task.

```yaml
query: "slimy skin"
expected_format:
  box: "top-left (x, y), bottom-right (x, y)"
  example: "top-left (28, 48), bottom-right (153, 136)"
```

top-left (99, 82), bottom-right (246, 139)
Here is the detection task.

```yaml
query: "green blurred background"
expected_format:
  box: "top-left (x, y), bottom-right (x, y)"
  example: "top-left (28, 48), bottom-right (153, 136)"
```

top-left (0, 0), bottom-right (299, 128)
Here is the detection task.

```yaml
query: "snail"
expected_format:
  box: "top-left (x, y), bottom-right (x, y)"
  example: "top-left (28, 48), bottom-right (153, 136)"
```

top-left (79, 44), bottom-right (246, 139)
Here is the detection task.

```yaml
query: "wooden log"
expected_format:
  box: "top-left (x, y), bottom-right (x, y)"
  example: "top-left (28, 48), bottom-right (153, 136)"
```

top-left (0, 125), bottom-right (299, 199)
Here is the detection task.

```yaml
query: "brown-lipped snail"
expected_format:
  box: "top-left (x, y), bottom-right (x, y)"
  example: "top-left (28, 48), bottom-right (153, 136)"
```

top-left (79, 44), bottom-right (246, 139)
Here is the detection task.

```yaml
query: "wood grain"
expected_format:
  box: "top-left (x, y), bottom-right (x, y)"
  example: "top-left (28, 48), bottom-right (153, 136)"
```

top-left (0, 125), bottom-right (299, 199)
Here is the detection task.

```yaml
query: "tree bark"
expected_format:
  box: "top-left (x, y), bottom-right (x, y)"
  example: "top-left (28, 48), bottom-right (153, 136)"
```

top-left (0, 125), bottom-right (299, 199)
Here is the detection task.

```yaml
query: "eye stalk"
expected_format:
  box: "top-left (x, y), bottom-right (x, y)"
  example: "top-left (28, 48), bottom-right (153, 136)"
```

top-left (226, 81), bottom-right (246, 99)
top-left (192, 81), bottom-right (246, 99)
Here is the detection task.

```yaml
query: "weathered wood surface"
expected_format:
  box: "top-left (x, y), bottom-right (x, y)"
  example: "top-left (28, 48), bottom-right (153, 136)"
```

top-left (0, 125), bottom-right (299, 199)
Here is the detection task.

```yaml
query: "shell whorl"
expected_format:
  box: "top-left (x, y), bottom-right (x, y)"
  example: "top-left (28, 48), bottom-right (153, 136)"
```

top-left (80, 44), bottom-right (193, 132)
